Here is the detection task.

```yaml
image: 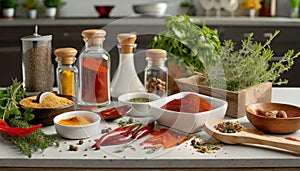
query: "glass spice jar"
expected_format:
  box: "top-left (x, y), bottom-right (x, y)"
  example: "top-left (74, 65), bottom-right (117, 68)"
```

top-left (77, 29), bottom-right (111, 106)
top-left (144, 49), bottom-right (168, 97)
top-left (21, 25), bottom-right (53, 96)
top-left (54, 47), bottom-right (78, 97)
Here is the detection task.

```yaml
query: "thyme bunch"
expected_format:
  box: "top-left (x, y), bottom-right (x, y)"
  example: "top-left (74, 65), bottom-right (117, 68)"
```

top-left (0, 80), bottom-right (59, 158)
top-left (204, 30), bottom-right (300, 91)
top-left (1, 119), bottom-right (59, 158)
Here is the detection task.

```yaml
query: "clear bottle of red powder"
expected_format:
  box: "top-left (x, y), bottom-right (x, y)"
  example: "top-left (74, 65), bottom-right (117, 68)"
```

top-left (78, 29), bottom-right (110, 106)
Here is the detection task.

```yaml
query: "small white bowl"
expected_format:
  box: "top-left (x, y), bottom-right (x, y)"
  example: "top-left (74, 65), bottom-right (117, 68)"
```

top-left (149, 92), bottom-right (228, 133)
top-left (53, 111), bottom-right (101, 139)
top-left (118, 92), bottom-right (161, 117)
top-left (133, 3), bottom-right (168, 17)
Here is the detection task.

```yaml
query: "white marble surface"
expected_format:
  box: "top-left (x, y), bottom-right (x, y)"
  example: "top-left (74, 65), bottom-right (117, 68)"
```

top-left (0, 87), bottom-right (299, 168)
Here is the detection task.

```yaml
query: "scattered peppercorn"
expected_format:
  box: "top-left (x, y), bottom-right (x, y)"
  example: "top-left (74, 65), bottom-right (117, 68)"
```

top-left (69, 144), bottom-right (78, 151)
top-left (78, 140), bottom-right (84, 145)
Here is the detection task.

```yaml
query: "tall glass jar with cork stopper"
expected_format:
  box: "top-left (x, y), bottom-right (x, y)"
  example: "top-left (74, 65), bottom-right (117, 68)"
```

top-left (144, 49), bottom-right (168, 97)
top-left (21, 25), bottom-right (53, 96)
top-left (111, 33), bottom-right (145, 99)
top-left (54, 48), bottom-right (78, 98)
top-left (78, 29), bottom-right (110, 106)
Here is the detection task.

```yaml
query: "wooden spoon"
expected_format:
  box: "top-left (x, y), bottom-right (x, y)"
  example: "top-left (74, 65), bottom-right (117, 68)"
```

top-left (204, 120), bottom-right (300, 153)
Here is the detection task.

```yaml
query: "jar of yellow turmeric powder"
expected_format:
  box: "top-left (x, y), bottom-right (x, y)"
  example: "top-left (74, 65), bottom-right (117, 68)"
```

top-left (54, 48), bottom-right (78, 98)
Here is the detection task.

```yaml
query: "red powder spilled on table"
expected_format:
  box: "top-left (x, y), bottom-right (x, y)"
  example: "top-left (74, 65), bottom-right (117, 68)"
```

top-left (161, 94), bottom-right (213, 113)
top-left (141, 128), bottom-right (187, 149)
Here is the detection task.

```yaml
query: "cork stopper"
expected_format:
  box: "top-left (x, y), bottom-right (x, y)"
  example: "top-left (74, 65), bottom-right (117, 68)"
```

top-left (117, 33), bottom-right (137, 54)
top-left (146, 49), bottom-right (167, 66)
top-left (54, 48), bottom-right (77, 65)
top-left (81, 29), bottom-right (106, 46)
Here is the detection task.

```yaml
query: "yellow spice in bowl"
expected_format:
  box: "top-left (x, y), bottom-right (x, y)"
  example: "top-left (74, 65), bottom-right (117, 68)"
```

top-left (58, 116), bottom-right (93, 126)
top-left (22, 94), bottom-right (73, 108)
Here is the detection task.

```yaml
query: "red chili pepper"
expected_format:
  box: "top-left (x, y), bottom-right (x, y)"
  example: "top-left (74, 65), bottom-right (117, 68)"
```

top-left (132, 122), bottom-right (154, 140)
top-left (92, 125), bottom-right (138, 148)
top-left (99, 105), bottom-right (131, 121)
top-left (285, 137), bottom-right (300, 142)
top-left (0, 120), bottom-right (42, 137)
top-left (100, 131), bottom-right (134, 146)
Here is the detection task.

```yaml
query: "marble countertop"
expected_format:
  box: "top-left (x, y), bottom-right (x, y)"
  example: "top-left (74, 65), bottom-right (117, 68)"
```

top-left (0, 87), bottom-right (299, 169)
top-left (1, 16), bottom-right (300, 27)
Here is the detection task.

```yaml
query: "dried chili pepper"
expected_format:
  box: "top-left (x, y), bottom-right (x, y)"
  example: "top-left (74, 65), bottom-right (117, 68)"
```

top-left (100, 105), bottom-right (131, 121)
top-left (100, 131), bottom-right (134, 146)
top-left (132, 122), bottom-right (154, 140)
top-left (285, 137), bottom-right (300, 142)
top-left (0, 119), bottom-right (42, 137)
top-left (92, 125), bottom-right (138, 148)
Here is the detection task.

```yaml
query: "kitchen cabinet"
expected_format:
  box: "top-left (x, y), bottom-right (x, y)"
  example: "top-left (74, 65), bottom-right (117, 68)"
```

top-left (0, 18), bottom-right (300, 87)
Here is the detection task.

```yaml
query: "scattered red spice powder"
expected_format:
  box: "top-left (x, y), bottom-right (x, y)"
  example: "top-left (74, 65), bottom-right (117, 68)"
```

top-left (161, 94), bottom-right (213, 113)
top-left (141, 128), bottom-right (187, 149)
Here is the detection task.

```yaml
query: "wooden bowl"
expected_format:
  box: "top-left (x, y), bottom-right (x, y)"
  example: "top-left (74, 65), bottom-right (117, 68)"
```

top-left (19, 94), bottom-right (76, 126)
top-left (246, 103), bottom-right (300, 134)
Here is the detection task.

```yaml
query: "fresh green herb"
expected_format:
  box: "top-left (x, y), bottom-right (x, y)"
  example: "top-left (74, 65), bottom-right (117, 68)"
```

top-left (129, 97), bottom-right (150, 103)
top-left (1, 119), bottom-right (59, 158)
top-left (0, 0), bottom-right (18, 8)
top-left (146, 147), bottom-right (161, 154)
top-left (0, 79), bottom-right (34, 121)
top-left (117, 118), bottom-right (134, 127)
top-left (289, 0), bottom-right (300, 8)
top-left (0, 80), bottom-right (59, 157)
top-left (204, 30), bottom-right (300, 91)
top-left (113, 143), bottom-right (135, 153)
top-left (149, 14), bottom-right (221, 75)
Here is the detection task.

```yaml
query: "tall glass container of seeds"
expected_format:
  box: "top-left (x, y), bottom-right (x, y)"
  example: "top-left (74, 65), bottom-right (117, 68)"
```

top-left (111, 33), bottom-right (145, 99)
top-left (54, 47), bottom-right (78, 98)
top-left (21, 26), bottom-right (53, 96)
top-left (78, 29), bottom-right (110, 106)
top-left (144, 49), bottom-right (168, 97)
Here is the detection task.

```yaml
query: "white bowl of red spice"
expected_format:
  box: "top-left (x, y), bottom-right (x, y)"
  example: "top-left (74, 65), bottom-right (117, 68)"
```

top-left (53, 110), bottom-right (101, 139)
top-left (149, 92), bottom-right (228, 133)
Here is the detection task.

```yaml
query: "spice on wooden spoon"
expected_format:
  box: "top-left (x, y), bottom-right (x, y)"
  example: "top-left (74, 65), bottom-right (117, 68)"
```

top-left (204, 120), bottom-right (300, 154)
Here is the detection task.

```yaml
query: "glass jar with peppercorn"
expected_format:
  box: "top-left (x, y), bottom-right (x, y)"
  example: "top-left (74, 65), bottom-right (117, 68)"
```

top-left (77, 29), bottom-right (111, 106)
top-left (21, 25), bottom-right (53, 96)
top-left (54, 47), bottom-right (78, 98)
top-left (144, 49), bottom-right (168, 97)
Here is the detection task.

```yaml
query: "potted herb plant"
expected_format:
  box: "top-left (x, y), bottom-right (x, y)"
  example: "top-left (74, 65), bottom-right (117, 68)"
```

top-left (43, 0), bottom-right (64, 18)
top-left (1, 0), bottom-right (18, 18)
top-left (23, 0), bottom-right (41, 19)
top-left (180, 0), bottom-right (196, 16)
top-left (150, 15), bottom-right (300, 118)
top-left (289, 0), bottom-right (300, 18)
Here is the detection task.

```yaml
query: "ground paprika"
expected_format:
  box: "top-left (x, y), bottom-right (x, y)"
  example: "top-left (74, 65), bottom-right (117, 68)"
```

top-left (81, 58), bottom-right (109, 103)
top-left (161, 94), bottom-right (213, 113)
